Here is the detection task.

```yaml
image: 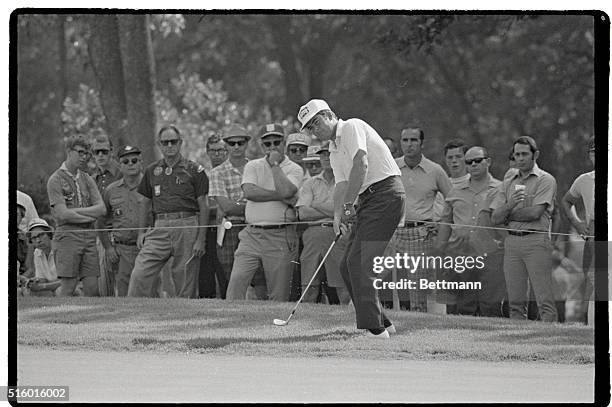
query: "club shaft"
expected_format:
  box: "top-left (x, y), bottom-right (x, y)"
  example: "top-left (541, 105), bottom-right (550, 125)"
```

top-left (283, 234), bottom-right (341, 324)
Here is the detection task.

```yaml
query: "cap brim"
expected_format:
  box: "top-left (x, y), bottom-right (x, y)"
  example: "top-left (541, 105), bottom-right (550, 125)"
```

top-left (261, 132), bottom-right (284, 138)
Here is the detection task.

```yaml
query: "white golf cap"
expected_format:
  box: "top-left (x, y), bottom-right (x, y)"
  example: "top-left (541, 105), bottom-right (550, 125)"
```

top-left (302, 145), bottom-right (321, 163)
top-left (297, 99), bottom-right (330, 131)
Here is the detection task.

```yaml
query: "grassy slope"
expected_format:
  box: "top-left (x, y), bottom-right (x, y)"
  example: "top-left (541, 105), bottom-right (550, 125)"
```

top-left (17, 297), bottom-right (594, 364)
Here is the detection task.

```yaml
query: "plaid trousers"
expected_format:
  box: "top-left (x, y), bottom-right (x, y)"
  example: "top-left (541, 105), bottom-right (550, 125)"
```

top-left (390, 226), bottom-right (435, 312)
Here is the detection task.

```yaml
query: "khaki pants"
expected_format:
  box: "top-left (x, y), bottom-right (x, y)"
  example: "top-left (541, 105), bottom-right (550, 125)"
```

top-left (226, 226), bottom-right (298, 302)
top-left (503, 233), bottom-right (558, 322)
top-left (128, 216), bottom-right (200, 298)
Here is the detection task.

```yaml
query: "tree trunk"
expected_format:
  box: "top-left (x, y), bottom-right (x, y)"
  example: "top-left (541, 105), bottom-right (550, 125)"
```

top-left (117, 14), bottom-right (158, 163)
top-left (87, 14), bottom-right (128, 147)
top-left (57, 15), bottom-right (68, 104)
top-left (265, 16), bottom-right (305, 116)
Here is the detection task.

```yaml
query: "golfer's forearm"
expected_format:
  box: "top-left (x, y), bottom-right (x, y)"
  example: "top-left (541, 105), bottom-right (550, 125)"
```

top-left (334, 181), bottom-right (348, 217)
top-left (343, 152), bottom-right (367, 205)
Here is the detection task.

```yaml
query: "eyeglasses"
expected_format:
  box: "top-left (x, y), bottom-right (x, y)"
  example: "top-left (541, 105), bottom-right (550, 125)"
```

top-left (465, 157), bottom-right (488, 165)
top-left (72, 149), bottom-right (90, 158)
top-left (289, 146), bottom-right (308, 154)
top-left (225, 140), bottom-right (247, 147)
top-left (262, 140), bottom-right (282, 148)
top-left (305, 162), bottom-right (321, 167)
top-left (208, 148), bottom-right (227, 155)
top-left (121, 157), bottom-right (140, 165)
top-left (160, 139), bottom-right (180, 147)
top-left (94, 149), bottom-right (110, 156)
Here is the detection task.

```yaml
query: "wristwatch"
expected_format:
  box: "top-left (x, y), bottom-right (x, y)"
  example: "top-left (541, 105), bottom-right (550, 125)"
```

top-left (343, 202), bottom-right (354, 216)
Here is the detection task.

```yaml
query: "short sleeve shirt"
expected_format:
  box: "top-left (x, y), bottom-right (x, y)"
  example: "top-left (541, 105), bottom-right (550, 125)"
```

top-left (397, 155), bottom-right (452, 221)
top-left (489, 164), bottom-right (556, 231)
top-left (329, 118), bottom-right (401, 193)
top-left (568, 171), bottom-right (594, 224)
top-left (296, 172), bottom-right (335, 222)
top-left (103, 177), bottom-right (144, 242)
top-left (93, 160), bottom-right (122, 193)
top-left (242, 157), bottom-right (304, 224)
top-left (441, 175), bottom-right (502, 254)
top-left (138, 157), bottom-right (209, 215)
top-left (47, 162), bottom-right (102, 226)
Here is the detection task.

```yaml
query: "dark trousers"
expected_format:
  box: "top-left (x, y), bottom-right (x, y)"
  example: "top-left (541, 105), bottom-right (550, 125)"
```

top-left (199, 227), bottom-right (228, 299)
top-left (340, 176), bottom-right (405, 329)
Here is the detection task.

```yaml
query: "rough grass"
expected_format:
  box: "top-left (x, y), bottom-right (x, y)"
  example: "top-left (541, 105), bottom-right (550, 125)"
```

top-left (17, 297), bottom-right (594, 364)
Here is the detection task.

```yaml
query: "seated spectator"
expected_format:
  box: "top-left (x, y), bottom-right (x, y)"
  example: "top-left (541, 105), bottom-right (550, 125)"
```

top-left (26, 218), bottom-right (61, 296)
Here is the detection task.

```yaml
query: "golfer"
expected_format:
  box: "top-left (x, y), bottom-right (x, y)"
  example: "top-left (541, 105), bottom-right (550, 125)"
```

top-left (298, 99), bottom-right (405, 338)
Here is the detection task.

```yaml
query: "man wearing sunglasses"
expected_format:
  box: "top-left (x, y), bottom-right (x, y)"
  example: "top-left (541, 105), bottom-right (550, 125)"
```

top-left (91, 131), bottom-right (122, 193)
top-left (298, 99), bottom-right (405, 339)
top-left (128, 125), bottom-right (209, 298)
top-left (490, 136), bottom-right (558, 323)
top-left (226, 123), bottom-right (303, 302)
top-left (286, 132), bottom-right (311, 179)
top-left (436, 146), bottom-right (506, 317)
top-left (47, 135), bottom-right (106, 296)
top-left (97, 145), bottom-right (144, 297)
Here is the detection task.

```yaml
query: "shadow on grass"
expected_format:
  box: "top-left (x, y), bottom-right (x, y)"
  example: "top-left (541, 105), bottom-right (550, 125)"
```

top-left (131, 329), bottom-right (359, 350)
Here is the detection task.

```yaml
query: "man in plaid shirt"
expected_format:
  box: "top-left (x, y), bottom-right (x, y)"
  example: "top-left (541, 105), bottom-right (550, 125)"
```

top-left (209, 125), bottom-right (266, 296)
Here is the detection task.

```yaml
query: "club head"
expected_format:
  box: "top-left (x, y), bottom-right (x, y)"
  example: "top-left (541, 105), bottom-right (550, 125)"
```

top-left (273, 318), bottom-right (288, 326)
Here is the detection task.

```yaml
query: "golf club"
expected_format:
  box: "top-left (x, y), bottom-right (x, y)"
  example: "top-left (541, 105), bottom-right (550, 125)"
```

top-left (273, 233), bottom-right (341, 326)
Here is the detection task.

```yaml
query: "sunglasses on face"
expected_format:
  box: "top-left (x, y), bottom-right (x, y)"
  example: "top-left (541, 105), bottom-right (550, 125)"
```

top-left (262, 140), bottom-right (282, 148)
top-left (121, 157), bottom-right (140, 165)
top-left (289, 146), bottom-right (307, 154)
top-left (208, 148), bottom-right (227, 155)
top-left (305, 162), bottom-right (321, 167)
top-left (72, 149), bottom-right (90, 158)
top-left (94, 149), bottom-right (110, 156)
top-left (225, 140), bottom-right (247, 147)
top-left (160, 139), bottom-right (180, 147)
top-left (465, 157), bottom-right (487, 165)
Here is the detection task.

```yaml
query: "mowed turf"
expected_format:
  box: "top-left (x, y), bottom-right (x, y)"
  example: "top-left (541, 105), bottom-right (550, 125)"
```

top-left (17, 297), bottom-right (593, 364)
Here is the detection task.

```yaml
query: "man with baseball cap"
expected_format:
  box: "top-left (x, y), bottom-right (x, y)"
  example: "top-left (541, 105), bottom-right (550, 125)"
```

top-left (286, 132), bottom-right (311, 178)
top-left (298, 99), bottom-right (405, 338)
top-left (226, 123), bottom-right (304, 302)
top-left (302, 145), bottom-right (323, 177)
top-left (98, 145), bottom-right (144, 296)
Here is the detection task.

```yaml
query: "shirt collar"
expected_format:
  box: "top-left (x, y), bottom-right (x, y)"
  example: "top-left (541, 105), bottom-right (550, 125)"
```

top-left (60, 162), bottom-right (81, 178)
top-left (96, 160), bottom-right (120, 177)
top-left (397, 154), bottom-right (434, 173)
top-left (162, 156), bottom-right (187, 168)
top-left (513, 162), bottom-right (544, 180)
top-left (329, 119), bottom-right (346, 150)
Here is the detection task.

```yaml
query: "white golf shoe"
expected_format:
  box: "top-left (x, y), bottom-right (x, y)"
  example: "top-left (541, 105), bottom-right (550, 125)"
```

top-left (365, 329), bottom-right (390, 339)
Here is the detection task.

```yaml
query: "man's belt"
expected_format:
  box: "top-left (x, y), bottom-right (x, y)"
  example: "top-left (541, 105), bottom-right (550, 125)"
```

top-left (155, 211), bottom-right (196, 220)
top-left (404, 220), bottom-right (432, 228)
top-left (359, 176), bottom-right (399, 198)
top-left (249, 224), bottom-right (287, 230)
top-left (114, 238), bottom-right (137, 246)
top-left (507, 230), bottom-right (543, 237)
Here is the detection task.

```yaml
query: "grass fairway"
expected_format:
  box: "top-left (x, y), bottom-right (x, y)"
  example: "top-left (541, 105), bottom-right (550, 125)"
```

top-left (17, 297), bottom-right (593, 364)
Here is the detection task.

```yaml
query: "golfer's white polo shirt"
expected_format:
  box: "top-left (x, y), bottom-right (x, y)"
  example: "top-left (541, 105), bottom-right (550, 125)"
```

top-left (242, 156), bottom-right (304, 225)
top-left (329, 119), bottom-right (401, 194)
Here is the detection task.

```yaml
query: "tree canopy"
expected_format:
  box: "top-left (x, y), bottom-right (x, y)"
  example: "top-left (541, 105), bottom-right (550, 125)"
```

top-left (15, 13), bottom-right (597, 219)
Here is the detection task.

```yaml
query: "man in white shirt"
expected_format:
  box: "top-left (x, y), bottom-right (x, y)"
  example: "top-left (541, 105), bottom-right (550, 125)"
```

top-left (562, 136), bottom-right (595, 325)
top-left (226, 123), bottom-right (304, 302)
top-left (299, 99), bottom-right (405, 339)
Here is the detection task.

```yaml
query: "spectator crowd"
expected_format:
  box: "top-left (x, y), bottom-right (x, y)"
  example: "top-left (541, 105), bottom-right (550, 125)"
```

top-left (15, 101), bottom-right (596, 326)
